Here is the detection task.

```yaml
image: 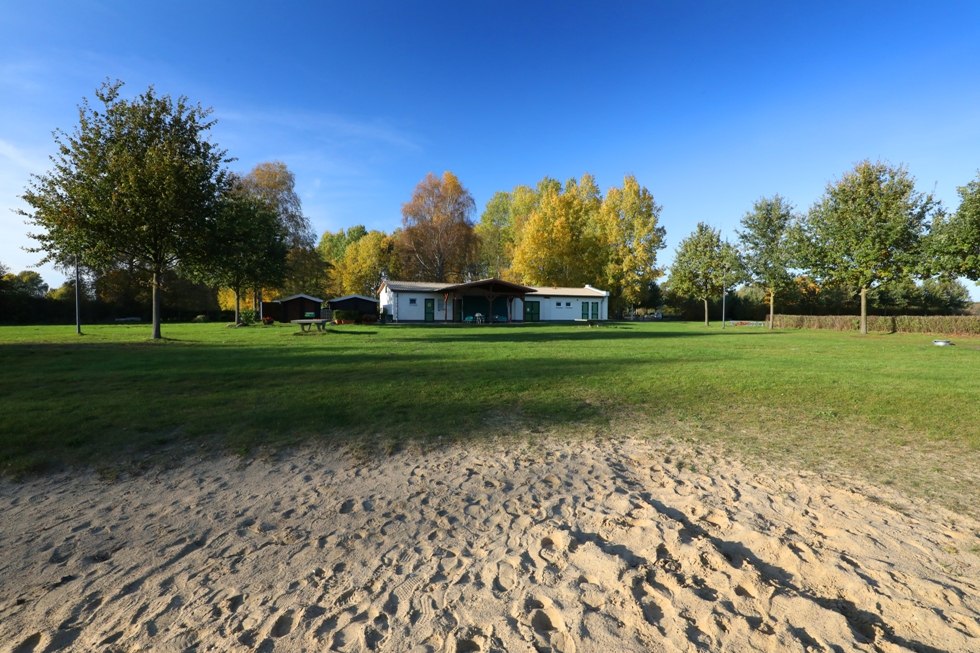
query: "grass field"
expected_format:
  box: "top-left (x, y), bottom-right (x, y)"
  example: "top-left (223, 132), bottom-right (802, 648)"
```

top-left (2, 321), bottom-right (978, 514)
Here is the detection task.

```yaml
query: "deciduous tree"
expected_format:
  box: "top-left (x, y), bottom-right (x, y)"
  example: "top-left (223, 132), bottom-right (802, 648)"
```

top-left (600, 175), bottom-right (666, 312)
top-left (511, 175), bottom-right (605, 286)
top-left (800, 160), bottom-right (938, 334)
top-left (334, 230), bottom-right (400, 296)
top-left (667, 223), bottom-right (743, 326)
top-left (475, 192), bottom-right (513, 278)
top-left (21, 80), bottom-right (228, 338)
top-left (317, 225), bottom-right (368, 264)
top-left (201, 177), bottom-right (289, 323)
top-left (1, 270), bottom-right (49, 297)
top-left (928, 172), bottom-right (980, 281)
top-left (241, 161), bottom-right (313, 249)
top-left (737, 195), bottom-right (796, 329)
top-left (397, 171), bottom-right (478, 282)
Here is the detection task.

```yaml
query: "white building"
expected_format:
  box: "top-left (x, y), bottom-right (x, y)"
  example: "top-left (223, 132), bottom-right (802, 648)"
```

top-left (378, 278), bottom-right (610, 323)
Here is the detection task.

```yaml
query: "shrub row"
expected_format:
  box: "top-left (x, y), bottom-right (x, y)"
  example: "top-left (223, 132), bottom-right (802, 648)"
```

top-left (331, 310), bottom-right (378, 324)
top-left (773, 314), bottom-right (980, 335)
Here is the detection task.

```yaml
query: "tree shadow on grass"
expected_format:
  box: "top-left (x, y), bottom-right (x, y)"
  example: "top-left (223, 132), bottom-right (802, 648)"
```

top-left (0, 339), bottom-right (717, 476)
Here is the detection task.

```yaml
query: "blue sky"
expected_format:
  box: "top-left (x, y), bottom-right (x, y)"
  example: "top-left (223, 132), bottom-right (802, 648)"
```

top-left (2, 1), bottom-right (979, 298)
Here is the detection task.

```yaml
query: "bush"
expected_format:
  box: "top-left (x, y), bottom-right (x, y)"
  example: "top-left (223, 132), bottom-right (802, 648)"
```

top-left (332, 309), bottom-right (360, 323)
top-left (239, 309), bottom-right (257, 326)
top-left (773, 314), bottom-right (980, 335)
top-left (262, 315), bottom-right (274, 325)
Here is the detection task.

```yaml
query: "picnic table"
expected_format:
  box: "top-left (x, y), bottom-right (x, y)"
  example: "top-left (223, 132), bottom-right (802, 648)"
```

top-left (291, 318), bottom-right (329, 332)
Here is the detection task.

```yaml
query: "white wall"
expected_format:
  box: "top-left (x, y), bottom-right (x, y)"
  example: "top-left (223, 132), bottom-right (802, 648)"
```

top-left (385, 290), bottom-right (453, 321)
top-left (383, 288), bottom-right (607, 322)
top-left (514, 294), bottom-right (608, 321)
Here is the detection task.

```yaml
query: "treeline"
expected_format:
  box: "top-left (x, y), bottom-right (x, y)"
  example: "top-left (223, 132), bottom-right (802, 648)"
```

top-left (318, 171), bottom-right (666, 317)
top-left (15, 83), bottom-right (979, 334)
top-left (664, 162), bottom-right (979, 332)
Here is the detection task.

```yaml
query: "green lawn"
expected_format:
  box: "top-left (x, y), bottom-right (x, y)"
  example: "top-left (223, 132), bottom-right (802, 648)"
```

top-left (2, 321), bottom-right (978, 513)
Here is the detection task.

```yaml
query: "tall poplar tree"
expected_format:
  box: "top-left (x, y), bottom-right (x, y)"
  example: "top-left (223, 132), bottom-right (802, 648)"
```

top-left (600, 175), bottom-right (666, 312)
top-left (511, 175), bottom-right (605, 286)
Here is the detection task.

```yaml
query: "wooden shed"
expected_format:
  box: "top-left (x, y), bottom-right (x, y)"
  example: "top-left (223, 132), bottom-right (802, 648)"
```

top-left (327, 294), bottom-right (379, 316)
top-left (262, 294), bottom-right (324, 323)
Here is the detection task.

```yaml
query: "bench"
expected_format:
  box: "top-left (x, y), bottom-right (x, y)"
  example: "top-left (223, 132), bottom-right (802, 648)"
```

top-left (291, 319), bottom-right (329, 332)
top-left (574, 318), bottom-right (600, 327)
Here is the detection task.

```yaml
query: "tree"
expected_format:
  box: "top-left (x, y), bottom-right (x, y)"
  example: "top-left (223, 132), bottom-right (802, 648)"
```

top-left (800, 160), bottom-right (939, 334)
top-left (21, 80), bottom-right (228, 339)
top-left (1, 270), bottom-right (49, 297)
top-left (202, 177), bottom-right (289, 323)
top-left (667, 222), bottom-right (742, 326)
top-left (241, 161), bottom-right (314, 249)
top-left (737, 195), bottom-right (796, 329)
top-left (928, 172), bottom-right (980, 281)
top-left (397, 171), bottom-right (478, 282)
top-left (317, 225), bottom-right (368, 264)
top-left (280, 247), bottom-right (331, 299)
top-left (475, 192), bottom-right (514, 278)
top-left (334, 230), bottom-right (400, 296)
top-left (920, 278), bottom-right (971, 314)
top-left (600, 175), bottom-right (666, 313)
top-left (511, 175), bottom-right (605, 286)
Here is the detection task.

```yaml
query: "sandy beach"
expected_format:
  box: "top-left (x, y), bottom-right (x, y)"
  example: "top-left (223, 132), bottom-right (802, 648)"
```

top-left (1, 436), bottom-right (977, 652)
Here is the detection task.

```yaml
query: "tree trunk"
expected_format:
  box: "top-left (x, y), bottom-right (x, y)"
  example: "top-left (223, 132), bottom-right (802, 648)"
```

top-left (234, 288), bottom-right (241, 325)
top-left (152, 271), bottom-right (162, 340)
top-left (703, 298), bottom-right (709, 326)
top-left (769, 289), bottom-right (775, 330)
top-left (860, 286), bottom-right (868, 335)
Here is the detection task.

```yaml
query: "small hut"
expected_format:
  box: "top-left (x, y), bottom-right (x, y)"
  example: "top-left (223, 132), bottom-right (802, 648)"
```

top-left (262, 294), bottom-right (324, 323)
top-left (327, 294), bottom-right (379, 315)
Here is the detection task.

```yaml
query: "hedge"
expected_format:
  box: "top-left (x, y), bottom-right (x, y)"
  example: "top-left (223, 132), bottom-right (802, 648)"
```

top-left (772, 314), bottom-right (980, 335)
top-left (331, 309), bottom-right (379, 324)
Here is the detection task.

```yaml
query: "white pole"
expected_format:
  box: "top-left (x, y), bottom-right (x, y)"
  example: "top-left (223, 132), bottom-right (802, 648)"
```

top-left (74, 255), bottom-right (82, 335)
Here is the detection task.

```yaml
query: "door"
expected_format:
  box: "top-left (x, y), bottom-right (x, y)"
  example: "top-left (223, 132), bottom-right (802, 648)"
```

top-left (591, 301), bottom-right (599, 320)
top-left (581, 302), bottom-right (590, 319)
top-left (424, 298), bottom-right (435, 322)
top-left (524, 300), bottom-right (540, 322)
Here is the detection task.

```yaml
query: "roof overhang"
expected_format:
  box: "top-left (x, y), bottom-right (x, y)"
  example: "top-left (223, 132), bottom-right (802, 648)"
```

top-left (437, 278), bottom-right (536, 295)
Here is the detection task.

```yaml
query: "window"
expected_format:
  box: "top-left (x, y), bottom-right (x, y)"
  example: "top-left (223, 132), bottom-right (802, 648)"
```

top-left (556, 301), bottom-right (562, 307)
top-left (409, 298), bottom-right (417, 305)
top-left (437, 298), bottom-right (445, 311)
top-left (566, 302), bottom-right (572, 307)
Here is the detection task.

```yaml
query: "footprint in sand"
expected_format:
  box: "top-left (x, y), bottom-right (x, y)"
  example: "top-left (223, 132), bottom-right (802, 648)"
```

top-left (538, 532), bottom-right (569, 569)
top-left (270, 610), bottom-right (294, 638)
top-left (11, 632), bottom-right (43, 653)
top-left (525, 596), bottom-right (575, 653)
top-left (495, 560), bottom-right (517, 592)
top-left (451, 626), bottom-right (489, 652)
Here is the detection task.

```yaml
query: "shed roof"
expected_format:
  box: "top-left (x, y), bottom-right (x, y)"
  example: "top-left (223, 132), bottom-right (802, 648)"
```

top-left (275, 293), bottom-right (324, 303)
top-left (328, 294), bottom-right (378, 304)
